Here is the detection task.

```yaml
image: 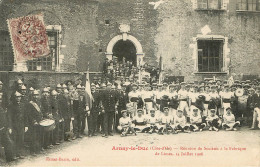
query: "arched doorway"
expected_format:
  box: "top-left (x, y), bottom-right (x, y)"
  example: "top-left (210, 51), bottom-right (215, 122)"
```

top-left (106, 34), bottom-right (144, 67)
top-left (112, 40), bottom-right (137, 65)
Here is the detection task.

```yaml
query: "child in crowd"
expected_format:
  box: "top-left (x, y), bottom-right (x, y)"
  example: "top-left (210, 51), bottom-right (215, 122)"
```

top-left (206, 109), bottom-right (221, 131)
top-left (117, 110), bottom-right (136, 137)
top-left (132, 109), bottom-right (148, 132)
top-left (190, 108), bottom-right (206, 132)
top-left (158, 107), bottom-right (175, 135)
top-left (146, 109), bottom-right (159, 134)
top-left (222, 107), bottom-right (240, 131)
top-left (174, 109), bottom-right (190, 133)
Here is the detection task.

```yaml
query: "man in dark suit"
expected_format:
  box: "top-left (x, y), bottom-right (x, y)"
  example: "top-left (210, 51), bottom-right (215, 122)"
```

top-left (7, 91), bottom-right (28, 159)
top-left (27, 90), bottom-right (43, 156)
top-left (0, 93), bottom-right (15, 162)
top-left (115, 86), bottom-right (127, 132)
top-left (41, 88), bottom-right (53, 149)
top-left (100, 82), bottom-right (118, 138)
top-left (250, 86), bottom-right (260, 129)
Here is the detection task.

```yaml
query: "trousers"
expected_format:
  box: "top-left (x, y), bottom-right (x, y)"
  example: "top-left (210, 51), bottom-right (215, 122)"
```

top-left (103, 112), bottom-right (114, 136)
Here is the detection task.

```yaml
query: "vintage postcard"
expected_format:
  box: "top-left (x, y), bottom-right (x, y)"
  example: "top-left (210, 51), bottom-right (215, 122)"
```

top-left (0, 0), bottom-right (259, 166)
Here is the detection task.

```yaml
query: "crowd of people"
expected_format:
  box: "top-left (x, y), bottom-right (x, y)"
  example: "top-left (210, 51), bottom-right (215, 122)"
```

top-left (0, 75), bottom-right (260, 162)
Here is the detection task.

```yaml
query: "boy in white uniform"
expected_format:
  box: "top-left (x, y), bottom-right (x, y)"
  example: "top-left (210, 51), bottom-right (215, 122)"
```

top-left (158, 107), bottom-right (176, 135)
top-left (174, 110), bottom-right (190, 133)
top-left (206, 109), bottom-right (221, 131)
top-left (146, 109), bottom-right (160, 134)
top-left (190, 108), bottom-right (206, 132)
top-left (132, 109), bottom-right (148, 132)
top-left (118, 110), bottom-right (136, 137)
top-left (222, 107), bottom-right (240, 131)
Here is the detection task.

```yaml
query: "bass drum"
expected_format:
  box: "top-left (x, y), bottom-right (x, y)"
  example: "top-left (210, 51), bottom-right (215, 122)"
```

top-left (235, 88), bottom-right (244, 97)
top-left (39, 119), bottom-right (56, 132)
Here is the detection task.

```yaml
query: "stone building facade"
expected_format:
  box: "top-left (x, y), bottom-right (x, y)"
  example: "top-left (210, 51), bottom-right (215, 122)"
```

top-left (0, 0), bottom-right (259, 81)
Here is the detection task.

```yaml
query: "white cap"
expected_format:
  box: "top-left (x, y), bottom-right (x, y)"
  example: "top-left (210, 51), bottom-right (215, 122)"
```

top-left (0, 81), bottom-right (3, 85)
top-left (33, 90), bottom-right (39, 95)
top-left (81, 86), bottom-right (85, 89)
top-left (111, 85), bottom-right (116, 89)
top-left (51, 90), bottom-right (58, 96)
top-left (56, 84), bottom-right (61, 88)
top-left (29, 87), bottom-right (34, 91)
top-left (15, 91), bottom-right (22, 97)
top-left (76, 85), bottom-right (82, 89)
top-left (17, 79), bottom-right (23, 84)
top-left (62, 84), bottom-right (67, 88)
top-left (96, 85), bottom-right (100, 88)
top-left (64, 89), bottom-right (69, 94)
top-left (43, 87), bottom-right (49, 92)
top-left (21, 85), bottom-right (27, 90)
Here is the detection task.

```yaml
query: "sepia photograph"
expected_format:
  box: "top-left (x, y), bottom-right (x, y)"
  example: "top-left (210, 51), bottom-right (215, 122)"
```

top-left (0, 0), bottom-right (260, 166)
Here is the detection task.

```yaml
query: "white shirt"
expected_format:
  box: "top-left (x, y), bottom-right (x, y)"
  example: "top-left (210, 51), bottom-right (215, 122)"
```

top-left (119, 117), bottom-right (131, 126)
top-left (174, 115), bottom-right (186, 126)
top-left (190, 114), bottom-right (202, 124)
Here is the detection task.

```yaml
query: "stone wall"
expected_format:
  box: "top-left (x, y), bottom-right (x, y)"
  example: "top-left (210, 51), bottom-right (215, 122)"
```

top-left (155, 0), bottom-right (260, 81)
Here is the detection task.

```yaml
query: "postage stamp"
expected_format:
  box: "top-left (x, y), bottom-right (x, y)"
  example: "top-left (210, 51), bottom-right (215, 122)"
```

top-left (7, 14), bottom-right (50, 62)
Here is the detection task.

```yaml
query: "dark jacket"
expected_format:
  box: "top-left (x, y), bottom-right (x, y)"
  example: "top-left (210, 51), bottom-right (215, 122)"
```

top-left (41, 97), bottom-right (52, 119)
top-left (27, 101), bottom-right (43, 127)
top-left (58, 93), bottom-right (70, 119)
top-left (51, 97), bottom-right (62, 121)
top-left (252, 93), bottom-right (260, 108)
top-left (100, 89), bottom-right (118, 112)
top-left (91, 91), bottom-right (100, 112)
top-left (0, 106), bottom-right (8, 129)
top-left (73, 95), bottom-right (86, 117)
top-left (7, 102), bottom-right (28, 130)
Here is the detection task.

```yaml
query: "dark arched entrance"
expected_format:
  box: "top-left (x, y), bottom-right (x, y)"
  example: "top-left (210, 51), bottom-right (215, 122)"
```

top-left (112, 40), bottom-right (137, 65)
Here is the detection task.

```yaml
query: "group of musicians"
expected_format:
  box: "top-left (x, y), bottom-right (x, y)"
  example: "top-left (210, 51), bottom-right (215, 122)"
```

top-left (0, 77), bottom-right (260, 162)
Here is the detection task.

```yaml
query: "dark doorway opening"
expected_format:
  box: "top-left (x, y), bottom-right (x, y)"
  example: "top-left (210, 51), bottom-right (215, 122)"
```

top-left (112, 40), bottom-right (137, 65)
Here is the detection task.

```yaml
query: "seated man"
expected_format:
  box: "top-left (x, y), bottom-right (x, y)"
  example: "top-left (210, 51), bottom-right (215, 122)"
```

top-left (158, 107), bottom-right (175, 135)
top-left (190, 108), bottom-right (206, 132)
top-left (206, 109), bottom-right (221, 132)
top-left (174, 109), bottom-right (190, 133)
top-left (146, 109), bottom-right (159, 134)
top-left (222, 107), bottom-right (240, 131)
top-left (117, 110), bottom-right (136, 137)
top-left (132, 109), bottom-right (148, 133)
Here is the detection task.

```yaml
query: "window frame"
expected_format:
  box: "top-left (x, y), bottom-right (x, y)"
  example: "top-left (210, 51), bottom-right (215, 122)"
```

top-left (197, 39), bottom-right (224, 73)
top-left (196, 0), bottom-right (224, 10)
top-left (236, 0), bottom-right (260, 12)
top-left (26, 25), bottom-right (61, 71)
top-left (0, 30), bottom-right (14, 71)
top-left (192, 35), bottom-right (229, 75)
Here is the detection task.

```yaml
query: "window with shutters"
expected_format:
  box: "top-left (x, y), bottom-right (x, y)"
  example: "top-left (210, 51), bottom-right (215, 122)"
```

top-left (0, 30), bottom-right (14, 71)
top-left (197, 0), bottom-right (223, 10)
top-left (236, 0), bottom-right (260, 11)
top-left (197, 40), bottom-right (224, 72)
top-left (27, 30), bottom-right (58, 71)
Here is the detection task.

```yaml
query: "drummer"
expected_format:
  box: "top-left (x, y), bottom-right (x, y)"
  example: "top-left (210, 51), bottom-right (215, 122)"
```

top-left (27, 90), bottom-right (43, 156)
top-left (41, 88), bottom-right (53, 149)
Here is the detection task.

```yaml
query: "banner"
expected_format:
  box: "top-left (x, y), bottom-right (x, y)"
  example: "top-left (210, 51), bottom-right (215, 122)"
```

top-left (7, 14), bottom-right (50, 63)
